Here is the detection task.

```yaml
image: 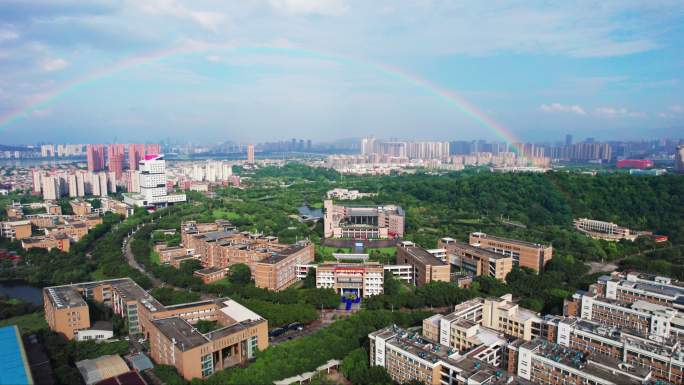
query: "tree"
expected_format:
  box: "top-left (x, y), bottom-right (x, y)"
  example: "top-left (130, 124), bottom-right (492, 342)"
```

top-left (383, 271), bottom-right (401, 296)
top-left (303, 267), bottom-right (317, 288)
top-left (229, 263), bottom-right (252, 285)
top-left (341, 348), bottom-right (393, 385)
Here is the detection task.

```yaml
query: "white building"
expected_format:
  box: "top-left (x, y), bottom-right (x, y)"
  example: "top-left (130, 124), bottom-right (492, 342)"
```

top-left (124, 154), bottom-right (186, 208)
top-left (42, 175), bottom-right (60, 200)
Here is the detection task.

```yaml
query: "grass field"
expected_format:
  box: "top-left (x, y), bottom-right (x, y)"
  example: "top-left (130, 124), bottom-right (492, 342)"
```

top-left (0, 312), bottom-right (48, 334)
top-left (315, 245), bottom-right (352, 261)
top-left (150, 251), bottom-right (161, 265)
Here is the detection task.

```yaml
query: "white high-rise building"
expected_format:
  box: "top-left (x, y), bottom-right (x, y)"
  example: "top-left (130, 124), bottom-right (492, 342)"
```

top-left (107, 171), bottom-right (116, 193)
top-left (89, 172), bottom-right (100, 196)
top-left (32, 169), bottom-right (42, 194)
top-left (124, 154), bottom-right (185, 208)
top-left (42, 175), bottom-right (60, 200)
top-left (67, 174), bottom-right (78, 197)
top-left (98, 172), bottom-right (108, 197)
top-left (126, 170), bottom-right (140, 193)
top-left (75, 171), bottom-right (86, 197)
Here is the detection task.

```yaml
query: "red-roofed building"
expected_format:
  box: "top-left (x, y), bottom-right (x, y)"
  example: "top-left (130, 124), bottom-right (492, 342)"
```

top-left (616, 159), bottom-right (653, 169)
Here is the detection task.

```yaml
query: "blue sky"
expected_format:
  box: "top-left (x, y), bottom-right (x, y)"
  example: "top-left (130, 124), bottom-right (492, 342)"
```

top-left (0, 0), bottom-right (682, 144)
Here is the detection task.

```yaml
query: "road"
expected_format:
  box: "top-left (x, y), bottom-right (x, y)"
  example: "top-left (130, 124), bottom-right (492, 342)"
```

top-left (122, 221), bottom-right (216, 300)
top-left (122, 226), bottom-right (163, 287)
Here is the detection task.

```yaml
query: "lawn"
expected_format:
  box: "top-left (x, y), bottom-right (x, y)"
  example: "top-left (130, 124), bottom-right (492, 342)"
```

top-left (0, 312), bottom-right (48, 334)
top-left (367, 247), bottom-right (396, 264)
top-left (150, 251), bottom-right (161, 265)
top-left (209, 278), bottom-right (232, 287)
top-left (315, 245), bottom-right (352, 261)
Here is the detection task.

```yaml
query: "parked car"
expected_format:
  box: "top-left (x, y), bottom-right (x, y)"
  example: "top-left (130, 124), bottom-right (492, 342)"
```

top-left (268, 327), bottom-right (287, 339)
top-left (287, 322), bottom-right (304, 331)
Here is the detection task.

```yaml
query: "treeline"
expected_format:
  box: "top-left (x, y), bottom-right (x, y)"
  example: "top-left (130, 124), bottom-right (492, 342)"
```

top-left (338, 172), bottom-right (684, 266)
top-left (0, 295), bottom-right (41, 320)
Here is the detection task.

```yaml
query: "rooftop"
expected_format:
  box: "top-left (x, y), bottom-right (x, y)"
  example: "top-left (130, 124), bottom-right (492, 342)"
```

top-left (401, 246), bottom-right (446, 266)
top-left (445, 241), bottom-right (512, 260)
top-left (470, 232), bottom-right (549, 249)
top-left (151, 318), bottom-right (209, 351)
top-left (194, 266), bottom-right (226, 275)
top-left (0, 325), bottom-right (32, 385)
top-left (44, 286), bottom-right (87, 309)
top-left (258, 243), bottom-right (310, 264)
top-left (522, 339), bottom-right (648, 384)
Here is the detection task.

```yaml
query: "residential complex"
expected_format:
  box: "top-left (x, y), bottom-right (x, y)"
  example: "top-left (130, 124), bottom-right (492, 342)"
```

top-left (323, 199), bottom-right (404, 239)
top-left (396, 241), bottom-right (450, 287)
top-left (573, 218), bottom-right (638, 241)
top-left (181, 221), bottom-right (315, 290)
top-left (247, 144), bottom-right (255, 163)
top-left (469, 232), bottom-right (552, 272)
top-left (438, 238), bottom-right (513, 282)
top-left (32, 169), bottom-right (116, 200)
top-left (43, 278), bottom-right (268, 381)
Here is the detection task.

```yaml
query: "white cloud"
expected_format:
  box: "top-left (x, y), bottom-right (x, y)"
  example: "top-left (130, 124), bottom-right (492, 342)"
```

top-left (659, 105), bottom-right (684, 118)
top-left (30, 108), bottom-right (51, 118)
top-left (0, 29), bottom-right (18, 42)
top-left (133, 0), bottom-right (225, 32)
top-left (539, 103), bottom-right (586, 115)
top-left (593, 106), bottom-right (645, 118)
top-left (268, 0), bottom-right (348, 16)
top-left (40, 57), bottom-right (68, 72)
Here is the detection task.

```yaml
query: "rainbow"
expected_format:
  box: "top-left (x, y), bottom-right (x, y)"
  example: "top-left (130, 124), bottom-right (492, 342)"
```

top-left (0, 44), bottom-right (519, 145)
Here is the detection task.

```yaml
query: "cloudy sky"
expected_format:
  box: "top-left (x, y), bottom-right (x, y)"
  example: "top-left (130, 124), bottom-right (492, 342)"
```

top-left (0, 0), bottom-right (682, 145)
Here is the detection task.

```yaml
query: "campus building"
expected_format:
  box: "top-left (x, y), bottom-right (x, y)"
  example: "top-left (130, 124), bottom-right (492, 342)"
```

top-left (182, 221), bottom-right (314, 290)
top-left (325, 188), bottom-right (376, 200)
top-left (43, 278), bottom-right (268, 381)
top-left (512, 338), bottom-right (650, 385)
top-left (425, 295), bottom-right (543, 343)
top-left (193, 267), bottom-right (229, 284)
top-left (469, 232), bottom-right (552, 272)
top-left (395, 242), bottom-right (450, 287)
top-left (573, 218), bottom-right (638, 241)
top-left (539, 316), bottom-right (684, 384)
top-left (369, 325), bottom-right (528, 385)
top-left (564, 275), bottom-right (684, 342)
top-left (253, 243), bottom-right (315, 291)
top-left (323, 199), bottom-right (404, 239)
top-left (371, 272), bottom-right (684, 385)
top-left (22, 233), bottom-right (71, 252)
top-left (592, 271), bottom-right (684, 312)
top-left (0, 220), bottom-right (32, 240)
top-left (315, 261), bottom-right (384, 298)
top-left (123, 154), bottom-right (186, 208)
top-left (438, 238), bottom-right (513, 282)
top-left (69, 199), bottom-right (92, 216)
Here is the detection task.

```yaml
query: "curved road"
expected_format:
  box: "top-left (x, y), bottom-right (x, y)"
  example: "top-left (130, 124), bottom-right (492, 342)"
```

top-left (122, 226), bottom-right (163, 287)
top-left (122, 222), bottom-right (216, 300)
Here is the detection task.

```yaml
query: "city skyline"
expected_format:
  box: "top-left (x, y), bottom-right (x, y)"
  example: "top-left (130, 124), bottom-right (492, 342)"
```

top-left (0, 1), bottom-right (682, 144)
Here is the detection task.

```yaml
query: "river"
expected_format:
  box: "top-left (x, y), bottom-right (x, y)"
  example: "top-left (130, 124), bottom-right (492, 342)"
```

top-left (0, 281), bottom-right (43, 305)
